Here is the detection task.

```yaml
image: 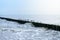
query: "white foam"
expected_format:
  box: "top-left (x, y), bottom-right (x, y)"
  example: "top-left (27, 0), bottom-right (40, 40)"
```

top-left (0, 19), bottom-right (60, 40)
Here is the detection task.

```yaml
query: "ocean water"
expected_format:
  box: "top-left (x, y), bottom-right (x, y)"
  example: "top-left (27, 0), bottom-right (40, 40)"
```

top-left (0, 19), bottom-right (60, 40)
top-left (0, 0), bottom-right (60, 40)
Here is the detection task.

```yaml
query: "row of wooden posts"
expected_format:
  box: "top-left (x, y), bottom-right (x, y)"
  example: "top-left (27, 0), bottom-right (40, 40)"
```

top-left (0, 17), bottom-right (60, 31)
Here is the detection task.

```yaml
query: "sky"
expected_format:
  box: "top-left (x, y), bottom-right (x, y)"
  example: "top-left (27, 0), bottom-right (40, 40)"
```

top-left (0, 0), bottom-right (48, 16)
top-left (0, 0), bottom-right (60, 24)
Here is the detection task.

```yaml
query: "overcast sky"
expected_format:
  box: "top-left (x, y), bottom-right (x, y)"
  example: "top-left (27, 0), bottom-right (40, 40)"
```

top-left (0, 0), bottom-right (60, 24)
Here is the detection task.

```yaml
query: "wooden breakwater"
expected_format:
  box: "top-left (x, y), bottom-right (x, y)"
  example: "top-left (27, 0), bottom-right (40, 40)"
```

top-left (0, 17), bottom-right (30, 24)
top-left (0, 17), bottom-right (60, 31)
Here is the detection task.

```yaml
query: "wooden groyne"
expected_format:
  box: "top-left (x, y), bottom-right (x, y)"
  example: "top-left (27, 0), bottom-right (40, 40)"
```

top-left (0, 17), bottom-right (60, 31)
top-left (32, 22), bottom-right (60, 31)
top-left (0, 17), bottom-right (30, 24)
